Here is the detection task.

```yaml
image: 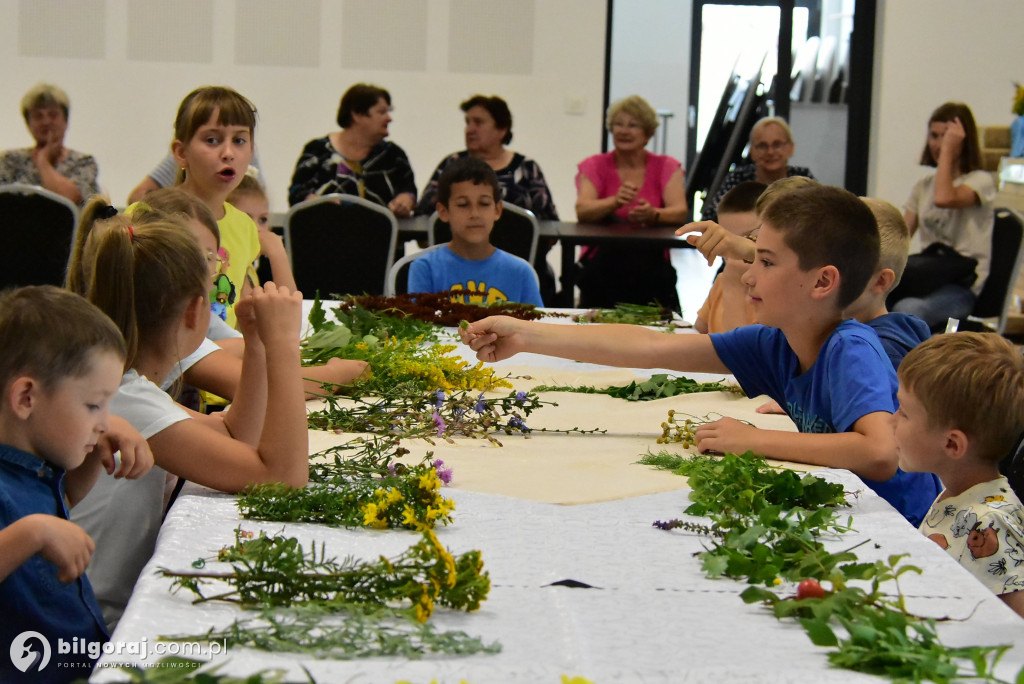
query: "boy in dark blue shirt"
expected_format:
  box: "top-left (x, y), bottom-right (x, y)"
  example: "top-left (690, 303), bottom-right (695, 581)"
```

top-left (0, 286), bottom-right (150, 683)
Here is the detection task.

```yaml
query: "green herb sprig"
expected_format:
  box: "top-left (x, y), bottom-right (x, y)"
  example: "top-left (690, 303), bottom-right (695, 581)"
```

top-left (162, 528), bottom-right (490, 623)
top-left (162, 604), bottom-right (500, 661)
top-left (532, 374), bottom-right (742, 401)
top-left (647, 451), bottom-right (1022, 682)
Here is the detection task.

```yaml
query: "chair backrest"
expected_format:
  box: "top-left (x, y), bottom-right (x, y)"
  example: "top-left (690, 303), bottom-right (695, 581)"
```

top-left (0, 183), bottom-right (79, 289)
top-left (385, 244), bottom-right (445, 296)
top-left (284, 193), bottom-right (397, 298)
top-left (427, 202), bottom-right (539, 263)
top-left (970, 207), bottom-right (1024, 335)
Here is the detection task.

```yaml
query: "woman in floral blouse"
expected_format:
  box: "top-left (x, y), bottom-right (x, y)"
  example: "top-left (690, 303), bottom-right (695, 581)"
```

top-left (0, 83), bottom-right (100, 205)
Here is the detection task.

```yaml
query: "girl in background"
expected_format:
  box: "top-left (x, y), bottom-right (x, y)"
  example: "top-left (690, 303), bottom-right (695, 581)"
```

top-left (69, 207), bottom-right (308, 629)
top-left (171, 86), bottom-right (262, 329)
top-left (888, 102), bottom-right (996, 329)
top-left (227, 173), bottom-right (296, 291)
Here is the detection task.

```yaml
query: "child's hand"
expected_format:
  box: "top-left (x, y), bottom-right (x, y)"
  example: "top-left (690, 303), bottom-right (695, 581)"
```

top-left (94, 415), bottom-right (154, 479)
top-left (25, 514), bottom-right (95, 582)
top-left (460, 316), bottom-right (527, 362)
top-left (681, 221), bottom-right (755, 266)
top-left (250, 282), bottom-right (302, 348)
top-left (756, 399), bottom-right (787, 415)
top-left (233, 290), bottom-right (261, 346)
top-left (693, 416), bottom-right (758, 455)
top-left (940, 117), bottom-right (965, 159)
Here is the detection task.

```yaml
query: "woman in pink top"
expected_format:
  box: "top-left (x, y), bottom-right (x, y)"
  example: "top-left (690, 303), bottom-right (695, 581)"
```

top-left (574, 95), bottom-right (688, 311)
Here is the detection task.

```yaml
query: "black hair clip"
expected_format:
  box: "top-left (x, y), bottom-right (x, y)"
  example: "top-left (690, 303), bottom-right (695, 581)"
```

top-left (96, 204), bottom-right (119, 220)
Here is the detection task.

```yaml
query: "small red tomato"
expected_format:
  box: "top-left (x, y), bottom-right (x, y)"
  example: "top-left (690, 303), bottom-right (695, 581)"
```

top-left (796, 578), bottom-right (826, 600)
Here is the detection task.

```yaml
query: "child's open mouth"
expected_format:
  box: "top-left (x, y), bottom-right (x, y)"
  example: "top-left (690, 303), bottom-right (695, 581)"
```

top-left (219, 168), bottom-right (236, 180)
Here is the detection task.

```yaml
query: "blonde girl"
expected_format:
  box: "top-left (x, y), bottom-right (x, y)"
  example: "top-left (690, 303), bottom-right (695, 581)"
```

top-left (171, 85), bottom-right (262, 329)
top-left (227, 173), bottom-right (296, 291)
top-left (70, 209), bottom-right (307, 629)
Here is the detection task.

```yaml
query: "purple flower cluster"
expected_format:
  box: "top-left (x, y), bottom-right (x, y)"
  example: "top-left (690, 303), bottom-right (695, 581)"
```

top-left (433, 459), bottom-right (453, 485)
top-left (431, 411), bottom-right (446, 437)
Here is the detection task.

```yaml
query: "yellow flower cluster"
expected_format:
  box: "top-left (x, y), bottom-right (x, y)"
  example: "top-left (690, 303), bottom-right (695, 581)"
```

top-left (365, 336), bottom-right (510, 393)
top-left (357, 465), bottom-right (455, 531)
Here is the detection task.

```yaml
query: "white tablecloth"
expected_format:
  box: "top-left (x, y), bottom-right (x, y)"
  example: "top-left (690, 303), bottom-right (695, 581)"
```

top-left (91, 313), bottom-right (1024, 682)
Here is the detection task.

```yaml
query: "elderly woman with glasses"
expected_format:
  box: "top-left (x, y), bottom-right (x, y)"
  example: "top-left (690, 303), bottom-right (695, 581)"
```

top-left (701, 116), bottom-right (814, 224)
top-left (573, 95), bottom-right (689, 311)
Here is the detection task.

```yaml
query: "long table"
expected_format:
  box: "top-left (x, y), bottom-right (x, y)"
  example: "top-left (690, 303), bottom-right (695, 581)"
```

top-left (91, 323), bottom-right (1024, 682)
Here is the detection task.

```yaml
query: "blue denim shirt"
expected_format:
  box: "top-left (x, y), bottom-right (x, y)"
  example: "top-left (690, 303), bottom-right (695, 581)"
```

top-left (0, 443), bottom-right (108, 683)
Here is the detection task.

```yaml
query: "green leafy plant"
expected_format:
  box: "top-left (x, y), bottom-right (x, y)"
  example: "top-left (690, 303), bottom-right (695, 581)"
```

top-left (532, 374), bottom-right (742, 401)
top-left (162, 528), bottom-right (489, 623)
top-left (647, 451), bottom-right (1022, 682)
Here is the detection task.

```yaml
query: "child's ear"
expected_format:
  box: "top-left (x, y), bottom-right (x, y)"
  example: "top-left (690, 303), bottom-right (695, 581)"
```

top-left (436, 203), bottom-right (450, 223)
top-left (8, 377), bottom-right (38, 419)
top-left (811, 265), bottom-right (840, 300)
top-left (944, 428), bottom-right (970, 460)
top-left (171, 140), bottom-right (188, 169)
top-left (874, 268), bottom-right (896, 295)
top-left (182, 295), bottom-right (206, 331)
top-left (494, 199), bottom-right (503, 219)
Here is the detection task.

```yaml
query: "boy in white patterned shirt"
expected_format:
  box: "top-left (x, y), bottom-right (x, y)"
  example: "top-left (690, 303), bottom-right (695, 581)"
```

top-left (894, 332), bottom-right (1024, 617)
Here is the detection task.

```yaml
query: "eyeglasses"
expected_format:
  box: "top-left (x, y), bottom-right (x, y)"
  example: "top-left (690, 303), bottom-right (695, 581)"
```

top-left (611, 120), bottom-right (643, 131)
top-left (752, 140), bottom-right (790, 153)
top-left (206, 251), bottom-right (225, 276)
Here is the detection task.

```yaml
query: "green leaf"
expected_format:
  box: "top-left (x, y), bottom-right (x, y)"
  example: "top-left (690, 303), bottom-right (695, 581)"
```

top-left (308, 295), bottom-right (326, 332)
top-left (304, 326), bottom-right (352, 349)
top-left (799, 617), bottom-right (837, 647)
top-left (740, 585), bottom-right (779, 604)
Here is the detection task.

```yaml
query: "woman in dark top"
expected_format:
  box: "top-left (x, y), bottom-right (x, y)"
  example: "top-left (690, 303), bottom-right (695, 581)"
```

top-left (416, 95), bottom-right (559, 302)
top-left (288, 83), bottom-right (416, 215)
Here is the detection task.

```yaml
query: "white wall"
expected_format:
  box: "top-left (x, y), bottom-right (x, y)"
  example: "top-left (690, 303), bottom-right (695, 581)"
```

top-left (869, 0), bottom-right (1024, 206)
top-left (608, 0), bottom-right (691, 163)
top-left (0, 0), bottom-right (607, 216)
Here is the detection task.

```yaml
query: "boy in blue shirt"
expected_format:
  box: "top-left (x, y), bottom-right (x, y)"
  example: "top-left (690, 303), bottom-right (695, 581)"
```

top-left (461, 185), bottom-right (936, 525)
top-left (0, 286), bottom-right (150, 683)
top-left (410, 156), bottom-right (544, 306)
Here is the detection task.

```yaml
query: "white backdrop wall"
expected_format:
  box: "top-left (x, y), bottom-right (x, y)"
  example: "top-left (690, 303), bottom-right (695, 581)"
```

top-left (869, 0), bottom-right (1023, 207)
top-left (4, 0), bottom-right (1022, 220)
top-left (0, 0), bottom-right (607, 216)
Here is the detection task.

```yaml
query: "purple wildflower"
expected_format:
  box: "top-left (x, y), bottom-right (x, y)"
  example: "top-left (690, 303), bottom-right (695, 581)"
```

top-left (431, 411), bottom-right (446, 437)
top-left (433, 389), bottom-right (445, 408)
top-left (387, 463), bottom-right (397, 477)
top-left (434, 459), bottom-right (454, 485)
top-left (515, 391), bottom-right (527, 404)
top-left (474, 393), bottom-right (487, 413)
top-left (507, 415), bottom-right (529, 432)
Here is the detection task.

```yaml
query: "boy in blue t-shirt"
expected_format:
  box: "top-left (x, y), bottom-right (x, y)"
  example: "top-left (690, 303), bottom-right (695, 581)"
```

top-left (0, 286), bottom-right (152, 683)
top-left (461, 185), bottom-right (934, 524)
top-left (409, 156), bottom-right (543, 306)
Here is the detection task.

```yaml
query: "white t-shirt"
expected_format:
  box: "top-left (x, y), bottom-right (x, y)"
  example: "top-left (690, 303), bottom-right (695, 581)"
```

top-left (159, 316), bottom-right (242, 391)
top-left (71, 370), bottom-right (190, 630)
top-left (904, 169), bottom-right (997, 294)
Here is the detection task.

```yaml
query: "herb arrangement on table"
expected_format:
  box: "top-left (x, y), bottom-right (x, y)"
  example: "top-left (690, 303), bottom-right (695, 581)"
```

top-left (238, 437), bottom-right (455, 531)
top-left (159, 527), bottom-right (497, 660)
top-left (532, 373), bottom-right (742, 401)
top-left (644, 451), bottom-right (1023, 682)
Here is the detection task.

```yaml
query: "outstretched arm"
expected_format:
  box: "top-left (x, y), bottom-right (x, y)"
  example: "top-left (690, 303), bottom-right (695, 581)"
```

top-left (460, 316), bottom-right (730, 374)
top-left (681, 220), bottom-right (756, 266)
top-left (693, 411), bottom-right (898, 481)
